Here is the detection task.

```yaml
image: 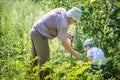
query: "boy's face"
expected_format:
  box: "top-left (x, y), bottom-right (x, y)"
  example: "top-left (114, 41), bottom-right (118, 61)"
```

top-left (84, 45), bottom-right (90, 51)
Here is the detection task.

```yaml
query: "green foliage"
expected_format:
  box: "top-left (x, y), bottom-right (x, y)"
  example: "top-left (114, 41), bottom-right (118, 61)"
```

top-left (41, 53), bottom-right (104, 80)
top-left (0, 0), bottom-right (44, 79)
top-left (0, 0), bottom-right (120, 80)
top-left (79, 0), bottom-right (120, 57)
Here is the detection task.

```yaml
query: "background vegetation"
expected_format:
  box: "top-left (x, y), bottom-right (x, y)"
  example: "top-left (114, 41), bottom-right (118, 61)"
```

top-left (0, 0), bottom-right (120, 80)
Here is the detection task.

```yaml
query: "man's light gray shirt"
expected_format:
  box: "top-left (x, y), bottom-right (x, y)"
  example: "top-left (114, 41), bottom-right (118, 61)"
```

top-left (33, 8), bottom-right (68, 41)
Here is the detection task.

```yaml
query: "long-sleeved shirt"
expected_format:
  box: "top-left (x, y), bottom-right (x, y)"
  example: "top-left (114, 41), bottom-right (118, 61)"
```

top-left (33, 8), bottom-right (68, 41)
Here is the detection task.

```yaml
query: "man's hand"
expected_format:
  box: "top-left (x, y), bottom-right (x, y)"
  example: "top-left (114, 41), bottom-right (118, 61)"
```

top-left (70, 50), bottom-right (82, 60)
top-left (61, 40), bottom-right (82, 60)
top-left (67, 34), bottom-right (74, 41)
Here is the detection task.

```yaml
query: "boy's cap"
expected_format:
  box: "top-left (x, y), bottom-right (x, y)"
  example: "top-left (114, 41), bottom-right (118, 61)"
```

top-left (67, 7), bottom-right (82, 22)
top-left (83, 39), bottom-right (94, 46)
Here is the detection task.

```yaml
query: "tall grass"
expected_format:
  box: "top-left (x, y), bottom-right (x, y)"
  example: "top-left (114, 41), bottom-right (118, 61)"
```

top-left (0, 0), bottom-right (48, 79)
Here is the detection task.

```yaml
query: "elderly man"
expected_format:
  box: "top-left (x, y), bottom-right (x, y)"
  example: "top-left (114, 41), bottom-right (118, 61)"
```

top-left (30, 7), bottom-right (82, 66)
top-left (30, 7), bottom-right (81, 66)
top-left (30, 7), bottom-right (82, 79)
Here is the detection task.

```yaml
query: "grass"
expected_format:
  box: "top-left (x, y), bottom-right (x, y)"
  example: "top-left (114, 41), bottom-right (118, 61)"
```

top-left (0, 0), bottom-right (49, 79)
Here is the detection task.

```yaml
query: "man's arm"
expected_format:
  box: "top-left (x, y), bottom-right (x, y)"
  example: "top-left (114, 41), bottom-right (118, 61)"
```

top-left (61, 40), bottom-right (82, 60)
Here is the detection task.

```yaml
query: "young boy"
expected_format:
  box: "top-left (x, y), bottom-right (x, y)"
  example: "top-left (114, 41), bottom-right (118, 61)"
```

top-left (83, 39), bottom-right (106, 72)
